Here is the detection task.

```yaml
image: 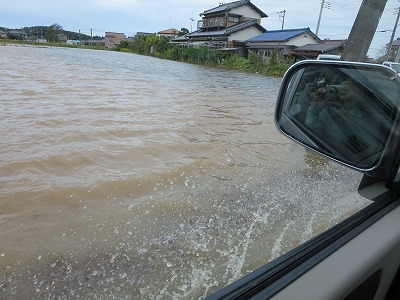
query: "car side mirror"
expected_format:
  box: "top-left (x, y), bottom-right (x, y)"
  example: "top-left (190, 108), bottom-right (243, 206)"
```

top-left (275, 60), bottom-right (400, 181)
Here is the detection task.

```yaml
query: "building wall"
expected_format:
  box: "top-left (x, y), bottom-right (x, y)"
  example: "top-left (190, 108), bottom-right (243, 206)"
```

top-left (231, 5), bottom-right (262, 21)
top-left (289, 33), bottom-right (320, 47)
top-left (105, 32), bottom-right (126, 48)
top-left (229, 26), bottom-right (264, 42)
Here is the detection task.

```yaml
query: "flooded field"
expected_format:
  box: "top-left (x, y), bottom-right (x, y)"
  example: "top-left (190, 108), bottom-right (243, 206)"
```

top-left (0, 45), bottom-right (369, 299)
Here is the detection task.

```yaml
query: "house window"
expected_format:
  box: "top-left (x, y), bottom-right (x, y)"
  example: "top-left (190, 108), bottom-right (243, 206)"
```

top-left (228, 16), bottom-right (239, 23)
top-left (201, 41), bottom-right (227, 50)
top-left (259, 49), bottom-right (274, 58)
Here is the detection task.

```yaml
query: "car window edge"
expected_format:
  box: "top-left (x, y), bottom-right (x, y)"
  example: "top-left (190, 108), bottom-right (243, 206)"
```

top-left (206, 192), bottom-right (398, 300)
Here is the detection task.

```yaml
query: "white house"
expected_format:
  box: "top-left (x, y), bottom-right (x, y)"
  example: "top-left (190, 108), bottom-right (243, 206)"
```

top-left (246, 27), bottom-right (322, 60)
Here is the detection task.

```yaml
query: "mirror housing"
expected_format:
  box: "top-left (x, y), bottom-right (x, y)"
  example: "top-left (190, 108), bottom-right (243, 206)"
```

top-left (275, 60), bottom-right (400, 182)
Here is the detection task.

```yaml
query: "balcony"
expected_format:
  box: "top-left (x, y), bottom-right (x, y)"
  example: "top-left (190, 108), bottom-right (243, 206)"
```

top-left (198, 17), bottom-right (226, 29)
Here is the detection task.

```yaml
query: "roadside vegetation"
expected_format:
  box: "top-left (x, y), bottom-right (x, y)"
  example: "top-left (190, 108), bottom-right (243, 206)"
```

top-left (117, 34), bottom-right (292, 77)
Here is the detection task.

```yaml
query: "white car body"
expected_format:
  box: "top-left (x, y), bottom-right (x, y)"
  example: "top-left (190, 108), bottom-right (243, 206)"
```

top-left (382, 61), bottom-right (400, 73)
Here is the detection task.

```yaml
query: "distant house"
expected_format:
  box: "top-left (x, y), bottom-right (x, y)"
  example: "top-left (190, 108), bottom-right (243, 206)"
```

top-left (158, 28), bottom-right (181, 39)
top-left (291, 42), bottom-right (345, 60)
top-left (322, 39), bottom-right (347, 46)
top-left (57, 34), bottom-right (68, 43)
top-left (7, 29), bottom-right (28, 39)
top-left (67, 40), bottom-right (81, 45)
top-left (133, 32), bottom-right (152, 41)
top-left (387, 38), bottom-right (400, 61)
top-left (0, 30), bottom-right (6, 38)
top-left (174, 0), bottom-right (267, 55)
top-left (392, 38), bottom-right (400, 49)
top-left (246, 27), bottom-right (322, 60)
top-left (104, 32), bottom-right (126, 48)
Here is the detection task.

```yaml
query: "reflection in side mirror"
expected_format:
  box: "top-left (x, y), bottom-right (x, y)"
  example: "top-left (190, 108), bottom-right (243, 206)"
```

top-left (275, 61), bottom-right (400, 176)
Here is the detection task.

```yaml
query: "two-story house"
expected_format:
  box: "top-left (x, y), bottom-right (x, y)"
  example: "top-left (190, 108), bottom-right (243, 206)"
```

top-left (175, 0), bottom-right (267, 55)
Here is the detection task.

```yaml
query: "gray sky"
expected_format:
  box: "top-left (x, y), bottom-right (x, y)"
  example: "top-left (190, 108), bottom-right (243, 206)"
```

top-left (1, 0), bottom-right (400, 59)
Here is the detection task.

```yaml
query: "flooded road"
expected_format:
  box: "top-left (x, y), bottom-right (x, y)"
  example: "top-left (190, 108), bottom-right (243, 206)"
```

top-left (0, 45), bottom-right (369, 299)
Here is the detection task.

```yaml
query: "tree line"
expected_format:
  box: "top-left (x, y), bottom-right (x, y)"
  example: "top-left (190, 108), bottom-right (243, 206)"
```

top-left (1, 24), bottom-right (103, 42)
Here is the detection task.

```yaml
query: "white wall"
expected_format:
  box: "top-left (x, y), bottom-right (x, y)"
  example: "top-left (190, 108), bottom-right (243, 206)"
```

top-left (231, 5), bottom-right (262, 20)
top-left (230, 26), bottom-right (264, 42)
top-left (289, 33), bottom-right (321, 46)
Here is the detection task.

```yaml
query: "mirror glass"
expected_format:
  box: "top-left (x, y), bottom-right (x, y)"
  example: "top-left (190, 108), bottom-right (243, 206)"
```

top-left (276, 62), bottom-right (400, 170)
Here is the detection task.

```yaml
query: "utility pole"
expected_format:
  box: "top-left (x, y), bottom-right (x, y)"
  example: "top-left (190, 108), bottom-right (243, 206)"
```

top-left (90, 29), bottom-right (93, 46)
top-left (316, 0), bottom-right (325, 36)
top-left (341, 0), bottom-right (388, 62)
top-left (279, 10), bottom-right (286, 30)
top-left (386, 7), bottom-right (400, 61)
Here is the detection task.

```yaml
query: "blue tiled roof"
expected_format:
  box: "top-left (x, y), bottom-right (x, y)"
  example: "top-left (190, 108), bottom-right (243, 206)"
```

top-left (246, 28), bottom-right (311, 42)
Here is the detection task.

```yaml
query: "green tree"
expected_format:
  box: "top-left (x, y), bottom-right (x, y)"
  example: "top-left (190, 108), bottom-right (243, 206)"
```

top-left (118, 40), bottom-right (129, 50)
top-left (179, 28), bottom-right (189, 36)
top-left (45, 23), bottom-right (63, 42)
top-left (144, 34), bottom-right (169, 55)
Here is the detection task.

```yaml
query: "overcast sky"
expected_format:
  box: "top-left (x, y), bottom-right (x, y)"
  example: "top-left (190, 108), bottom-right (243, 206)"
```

top-left (1, 0), bottom-right (400, 58)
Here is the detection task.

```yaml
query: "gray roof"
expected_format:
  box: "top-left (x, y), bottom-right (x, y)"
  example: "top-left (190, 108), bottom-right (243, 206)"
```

top-left (171, 35), bottom-right (189, 42)
top-left (187, 20), bottom-right (265, 38)
top-left (322, 39), bottom-right (346, 45)
top-left (201, 0), bottom-right (267, 18)
top-left (392, 38), bottom-right (400, 46)
top-left (8, 29), bottom-right (27, 35)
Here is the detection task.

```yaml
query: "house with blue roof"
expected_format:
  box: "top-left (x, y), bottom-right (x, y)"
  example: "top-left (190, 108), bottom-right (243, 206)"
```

top-left (172, 0), bottom-right (267, 55)
top-left (246, 27), bottom-right (322, 60)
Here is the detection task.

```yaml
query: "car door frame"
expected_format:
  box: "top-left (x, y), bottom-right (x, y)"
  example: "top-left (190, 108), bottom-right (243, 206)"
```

top-left (206, 192), bottom-right (400, 299)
